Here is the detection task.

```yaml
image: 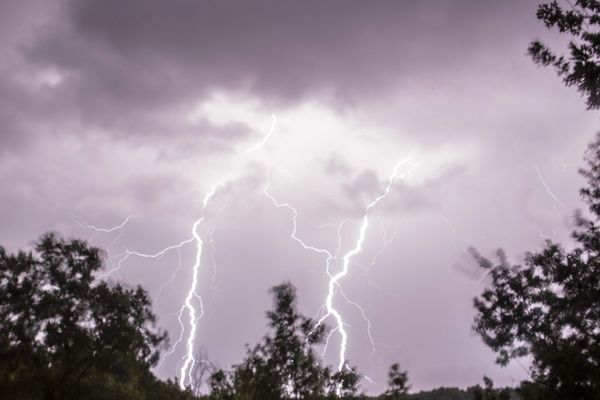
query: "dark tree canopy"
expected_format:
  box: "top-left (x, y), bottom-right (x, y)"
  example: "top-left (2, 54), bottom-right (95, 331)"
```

top-left (472, 135), bottom-right (600, 399)
top-left (0, 233), bottom-right (191, 400)
top-left (384, 363), bottom-right (410, 399)
top-left (208, 282), bottom-right (361, 400)
top-left (529, 0), bottom-right (600, 109)
top-left (467, 377), bottom-right (510, 400)
top-left (1, 235), bottom-right (416, 400)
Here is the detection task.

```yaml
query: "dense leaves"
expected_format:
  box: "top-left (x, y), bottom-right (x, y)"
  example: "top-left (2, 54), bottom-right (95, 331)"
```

top-left (0, 233), bottom-right (192, 400)
top-left (207, 282), bottom-right (362, 400)
top-left (472, 136), bottom-right (600, 398)
top-left (529, 0), bottom-right (600, 109)
top-left (467, 377), bottom-right (510, 400)
top-left (384, 363), bottom-right (410, 399)
top-left (0, 235), bottom-right (421, 400)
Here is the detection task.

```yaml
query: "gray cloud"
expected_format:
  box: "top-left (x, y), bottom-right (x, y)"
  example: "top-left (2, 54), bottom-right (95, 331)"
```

top-left (1, 0), bottom-right (543, 147)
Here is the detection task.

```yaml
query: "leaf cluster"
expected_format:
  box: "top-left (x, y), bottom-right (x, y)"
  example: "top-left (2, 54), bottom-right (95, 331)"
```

top-left (206, 282), bottom-right (362, 400)
top-left (472, 135), bottom-right (600, 398)
top-left (529, 0), bottom-right (600, 109)
top-left (0, 233), bottom-right (183, 400)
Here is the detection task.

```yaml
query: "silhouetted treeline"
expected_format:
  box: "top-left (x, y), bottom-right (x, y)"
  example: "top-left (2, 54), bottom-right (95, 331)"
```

top-left (0, 233), bottom-right (196, 400)
top-left (468, 1), bottom-right (600, 399)
top-left (194, 386), bottom-right (517, 400)
top-left (0, 233), bottom-right (514, 400)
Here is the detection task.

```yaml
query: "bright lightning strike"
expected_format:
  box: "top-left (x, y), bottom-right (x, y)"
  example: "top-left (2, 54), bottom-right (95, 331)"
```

top-left (265, 153), bottom-right (418, 387)
top-left (318, 154), bottom-right (418, 373)
top-left (263, 175), bottom-right (334, 262)
top-left (336, 284), bottom-right (376, 367)
top-left (178, 187), bottom-right (218, 389)
top-left (246, 114), bottom-right (277, 152)
top-left (76, 110), bottom-right (420, 393)
top-left (361, 220), bottom-right (401, 299)
top-left (73, 216), bottom-right (194, 374)
top-left (82, 186), bottom-right (220, 390)
top-left (81, 113), bottom-right (279, 389)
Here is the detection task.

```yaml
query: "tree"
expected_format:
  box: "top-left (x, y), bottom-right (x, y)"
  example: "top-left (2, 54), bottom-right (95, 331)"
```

top-left (0, 233), bottom-right (190, 400)
top-left (190, 348), bottom-right (214, 396)
top-left (384, 363), bottom-right (410, 399)
top-left (208, 282), bottom-right (361, 400)
top-left (471, 135), bottom-right (600, 399)
top-left (327, 366), bottom-right (361, 399)
top-left (208, 369), bottom-right (234, 400)
top-left (529, 0), bottom-right (600, 109)
top-left (467, 377), bottom-right (510, 400)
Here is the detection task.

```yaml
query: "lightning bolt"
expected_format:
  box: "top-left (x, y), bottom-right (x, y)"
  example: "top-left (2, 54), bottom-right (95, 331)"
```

top-left (75, 112), bottom-right (421, 391)
top-left (534, 165), bottom-right (567, 211)
top-left (83, 186), bottom-right (219, 390)
top-left (263, 175), bottom-right (334, 262)
top-left (73, 215), bottom-right (135, 252)
top-left (83, 113), bottom-right (278, 388)
top-left (72, 215), bottom-right (197, 380)
top-left (317, 154), bottom-right (418, 373)
top-left (336, 285), bottom-right (376, 366)
top-left (265, 153), bottom-right (418, 393)
top-left (74, 113), bottom-right (281, 389)
top-left (72, 214), bottom-right (200, 383)
top-left (157, 306), bottom-right (187, 368)
top-left (73, 214), bottom-right (135, 234)
top-left (532, 165), bottom-right (570, 243)
top-left (100, 237), bottom-right (196, 279)
top-left (246, 114), bottom-right (277, 153)
top-left (361, 220), bottom-right (401, 299)
top-left (178, 187), bottom-right (217, 389)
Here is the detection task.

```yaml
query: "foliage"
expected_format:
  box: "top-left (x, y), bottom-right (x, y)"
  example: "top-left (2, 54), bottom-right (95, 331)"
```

top-left (467, 377), bottom-right (510, 400)
top-left (371, 386), bottom-right (516, 400)
top-left (407, 387), bottom-right (475, 400)
top-left (471, 135), bottom-right (600, 398)
top-left (406, 388), bottom-right (471, 400)
top-left (207, 282), bottom-right (362, 400)
top-left (529, 0), bottom-right (600, 109)
top-left (384, 363), bottom-right (410, 399)
top-left (0, 233), bottom-right (193, 400)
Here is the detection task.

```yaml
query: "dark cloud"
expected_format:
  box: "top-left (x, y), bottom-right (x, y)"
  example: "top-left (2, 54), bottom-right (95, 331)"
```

top-left (7, 0), bottom-right (542, 145)
top-left (0, 0), bottom-right (552, 156)
top-left (52, 0), bottom-right (536, 102)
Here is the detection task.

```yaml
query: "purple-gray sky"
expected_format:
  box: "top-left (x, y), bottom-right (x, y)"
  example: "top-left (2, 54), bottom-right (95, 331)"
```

top-left (1, 0), bottom-right (599, 394)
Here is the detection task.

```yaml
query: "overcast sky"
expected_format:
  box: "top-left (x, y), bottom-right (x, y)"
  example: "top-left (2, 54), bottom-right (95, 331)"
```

top-left (1, 0), bottom-right (599, 394)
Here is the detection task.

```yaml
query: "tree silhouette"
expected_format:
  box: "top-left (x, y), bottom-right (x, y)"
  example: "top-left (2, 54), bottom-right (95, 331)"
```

top-left (529, 0), bottom-right (600, 109)
top-left (208, 369), bottom-right (234, 400)
top-left (467, 377), bottom-right (510, 400)
top-left (384, 363), bottom-right (410, 399)
top-left (208, 282), bottom-right (361, 400)
top-left (472, 135), bottom-right (600, 398)
top-left (0, 233), bottom-right (192, 400)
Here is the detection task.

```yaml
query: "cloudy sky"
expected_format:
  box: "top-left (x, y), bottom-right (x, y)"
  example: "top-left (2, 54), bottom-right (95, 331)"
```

top-left (1, 0), bottom-right (599, 394)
